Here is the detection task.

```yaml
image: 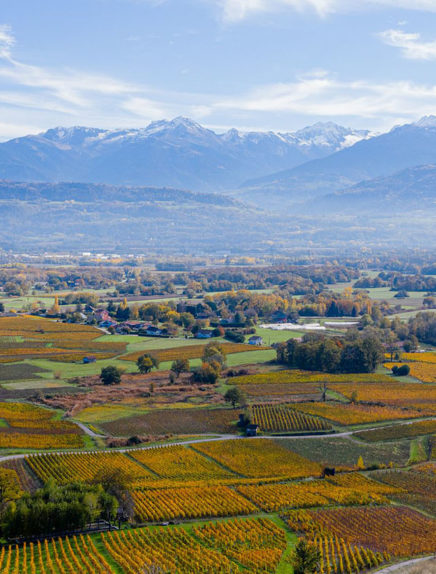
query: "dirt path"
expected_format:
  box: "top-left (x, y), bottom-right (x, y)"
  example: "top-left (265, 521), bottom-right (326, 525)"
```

top-left (0, 416), bottom-right (435, 463)
top-left (375, 556), bottom-right (436, 573)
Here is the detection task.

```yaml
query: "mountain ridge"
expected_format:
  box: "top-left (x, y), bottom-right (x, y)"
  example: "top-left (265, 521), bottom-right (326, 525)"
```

top-left (238, 116), bottom-right (436, 206)
top-left (0, 118), bottom-right (369, 191)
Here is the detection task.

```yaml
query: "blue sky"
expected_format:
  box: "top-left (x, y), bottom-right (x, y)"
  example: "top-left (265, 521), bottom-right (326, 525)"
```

top-left (3, 0), bottom-right (436, 139)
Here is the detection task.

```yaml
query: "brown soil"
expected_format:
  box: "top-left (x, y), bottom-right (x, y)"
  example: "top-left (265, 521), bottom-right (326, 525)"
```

top-left (40, 371), bottom-right (225, 416)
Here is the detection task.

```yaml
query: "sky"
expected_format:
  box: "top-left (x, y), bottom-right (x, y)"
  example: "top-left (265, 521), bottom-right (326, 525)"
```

top-left (3, 0), bottom-right (436, 139)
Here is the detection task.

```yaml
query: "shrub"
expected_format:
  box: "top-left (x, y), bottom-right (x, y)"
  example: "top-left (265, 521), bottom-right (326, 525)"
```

top-left (392, 364), bottom-right (410, 377)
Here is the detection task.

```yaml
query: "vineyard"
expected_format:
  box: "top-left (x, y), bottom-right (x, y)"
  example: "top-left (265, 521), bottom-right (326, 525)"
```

top-left (0, 534), bottom-right (115, 574)
top-left (238, 382), bottom-right (322, 399)
top-left (232, 370), bottom-right (392, 386)
top-left (251, 403), bottom-right (332, 432)
top-left (193, 438), bottom-right (321, 479)
top-left (384, 361), bottom-right (436, 383)
top-left (0, 402), bottom-right (85, 449)
top-left (237, 474), bottom-right (398, 512)
top-left (193, 517), bottom-right (287, 573)
top-left (130, 444), bottom-right (236, 480)
top-left (0, 315), bottom-right (126, 363)
top-left (312, 534), bottom-right (389, 574)
top-left (330, 382), bottom-right (436, 412)
top-left (119, 342), bottom-right (269, 363)
top-left (396, 352), bottom-right (436, 364)
top-left (0, 517), bottom-right (288, 574)
top-left (132, 485), bottom-right (257, 521)
top-left (371, 469), bottom-right (436, 498)
top-left (102, 406), bottom-right (239, 436)
top-left (26, 451), bottom-right (155, 485)
top-left (355, 419), bottom-right (436, 441)
top-left (291, 402), bottom-right (424, 425)
top-left (284, 505), bottom-right (436, 556)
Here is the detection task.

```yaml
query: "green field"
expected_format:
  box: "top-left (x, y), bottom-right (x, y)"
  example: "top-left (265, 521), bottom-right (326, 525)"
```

top-left (1, 379), bottom-right (75, 390)
top-left (276, 435), bottom-right (412, 467)
top-left (254, 327), bottom-right (301, 345)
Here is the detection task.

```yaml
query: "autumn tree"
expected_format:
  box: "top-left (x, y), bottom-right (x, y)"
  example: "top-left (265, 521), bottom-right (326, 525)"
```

top-left (100, 366), bottom-right (122, 385)
top-left (224, 387), bottom-right (246, 408)
top-left (137, 354), bottom-right (159, 374)
top-left (171, 358), bottom-right (190, 378)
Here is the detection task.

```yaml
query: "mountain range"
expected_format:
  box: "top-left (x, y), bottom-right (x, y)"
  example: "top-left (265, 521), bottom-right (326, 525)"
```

top-left (2, 115), bottom-right (436, 253)
top-left (0, 117), bottom-right (368, 192)
top-left (238, 116), bottom-right (436, 207)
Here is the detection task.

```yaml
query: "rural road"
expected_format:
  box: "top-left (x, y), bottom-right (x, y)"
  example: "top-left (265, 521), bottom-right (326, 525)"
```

top-left (73, 421), bottom-right (106, 438)
top-left (375, 556), bottom-right (436, 573)
top-left (0, 417), bottom-right (435, 463)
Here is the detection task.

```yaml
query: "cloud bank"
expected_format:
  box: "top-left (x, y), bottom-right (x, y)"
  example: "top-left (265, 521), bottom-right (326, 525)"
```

top-left (2, 22), bottom-right (436, 137)
top-left (379, 29), bottom-right (436, 60)
top-left (218, 0), bottom-right (436, 21)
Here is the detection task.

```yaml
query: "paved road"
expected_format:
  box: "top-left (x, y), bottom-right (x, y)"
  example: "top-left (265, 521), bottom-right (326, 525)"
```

top-left (0, 417), bottom-right (435, 463)
top-left (376, 556), bottom-right (436, 573)
top-left (73, 421), bottom-right (106, 438)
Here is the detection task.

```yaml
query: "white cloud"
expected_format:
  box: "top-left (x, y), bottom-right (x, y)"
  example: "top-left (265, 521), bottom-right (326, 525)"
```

top-left (0, 23), bottom-right (168, 131)
top-left (0, 25), bottom-right (14, 59)
top-left (379, 28), bottom-right (436, 60)
top-left (216, 0), bottom-right (436, 21)
top-left (211, 71), bottom-right (436, 124)
top-left (2, 23), bottom-right (436, 137)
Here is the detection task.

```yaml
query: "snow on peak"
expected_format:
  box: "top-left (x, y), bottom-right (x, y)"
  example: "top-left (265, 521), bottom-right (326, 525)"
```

top-left (292, 122), bottom-right (369, 149)
top-left (413, 115), bottom-right (436, 128)
top-left (42, 126), bottom-right (105, 145)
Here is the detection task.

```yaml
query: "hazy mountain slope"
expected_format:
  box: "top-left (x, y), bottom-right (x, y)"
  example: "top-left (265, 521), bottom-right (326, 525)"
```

top-left (307, 164), bottom-right (436, 214)
top-left (0, 179), bottom-right (435, 254)
top-left (0, 118), bottom-right (368, 191)
top-left (239, 116), bottom-right (436, 205)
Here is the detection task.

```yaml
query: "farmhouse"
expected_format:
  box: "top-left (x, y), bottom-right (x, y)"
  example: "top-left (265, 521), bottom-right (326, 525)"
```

top-left (94, 308), bottom-right (110, 322)
top-left (144, 325), bottom-right (166, 337)
top-left (248, 335), bottom-right (263, 346)
top-left (196, 329), bottom-right (213, 339)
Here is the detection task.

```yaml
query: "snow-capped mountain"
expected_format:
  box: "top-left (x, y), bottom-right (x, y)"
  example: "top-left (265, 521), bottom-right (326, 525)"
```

top-left (239, 116), bottom-right (436, 205)
top-left (0, 117), bottom-right (369, 191)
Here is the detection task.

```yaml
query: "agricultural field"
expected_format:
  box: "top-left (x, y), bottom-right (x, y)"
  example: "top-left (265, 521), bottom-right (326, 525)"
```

top-left (101, 407), bottom-right (239, 436)
top-left (311, 534), bottom-right (390, 574)
top-left (119, 342), bottom-right (270, 363)
top-left (193, 517), bottom-right (287, 573)
top-left (230, 369), bottom-right (393, 402)
top-left (284, 505), bottom-right (436, 556)
top-left (398, 352), bottom-right (436, 364)
top-left (193, 438), bottom-right (322, 479)
top-left (385, 361), bottom-right (436, 383)
top-left (27, 451), bottom-right (155, 486)
top-left (371, 469), bottom-right (436, 516)
top-left (291, 401), bottom-right (426, 425)
top-left (237, 381), bottom-right (323, 401)
top-left (250, 404), bottom-right (332, 433)
top-left (0, 401), bottom-right (86, 450)
top-left (0, 362), bottom-right (51, 382)
top-left (355, 419), bottom-right (436, 441)
top-left (132, 485), bottom-right (257, 521)
top-left (232, 370), bottom-right (393, 386)
top-left (276, 436), bottom-right (412, 467)
top-left (106, 517), bottom-right (288, 573)
top-left (130, 444), bottom-right (236, 480)
top-left (0, 315), bottom-right (127, 364)
top-left (0, 534), bottom-right (115, 574)
top-left (236, 474), bottom-right (397, 512)
top-left (1, 278), bottom-right (436, 572)
top-left (330, 382), bottom-right (436, 412)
